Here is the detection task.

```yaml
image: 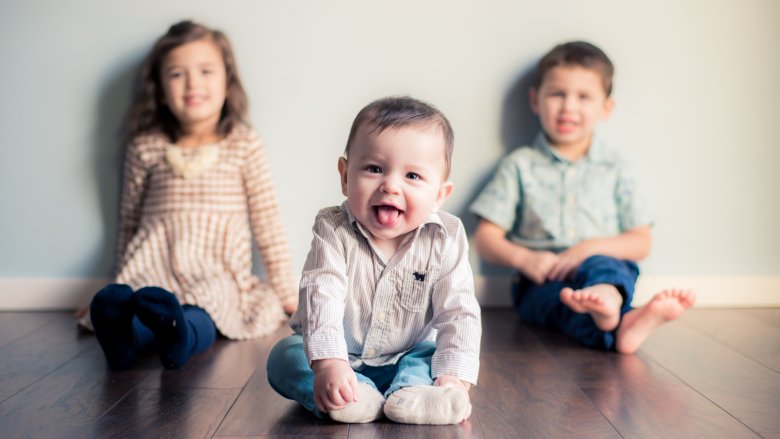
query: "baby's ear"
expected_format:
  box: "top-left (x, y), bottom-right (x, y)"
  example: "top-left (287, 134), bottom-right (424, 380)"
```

top-left (433, 181), bottom-right (454, 212)
top-left (337, 157), bottom-right (348, 196)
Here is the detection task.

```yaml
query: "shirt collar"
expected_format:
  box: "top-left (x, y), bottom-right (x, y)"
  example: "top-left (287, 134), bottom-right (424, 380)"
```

top-left (532, 131), bottom-right (608, 164)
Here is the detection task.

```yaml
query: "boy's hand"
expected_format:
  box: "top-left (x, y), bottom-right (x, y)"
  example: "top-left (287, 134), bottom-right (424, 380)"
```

top-left (522, 251), bottom-right (559, 284)
top-left (547, 241), bottom-right (595, 281)
top-left (435, 374), bottom-right (471, 392)
top-left (311, 358), bottom-right (358, 412)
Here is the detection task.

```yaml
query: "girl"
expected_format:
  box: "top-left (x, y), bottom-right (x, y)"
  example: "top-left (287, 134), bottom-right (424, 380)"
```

top-left (84, 20), bottom-right (298, 370)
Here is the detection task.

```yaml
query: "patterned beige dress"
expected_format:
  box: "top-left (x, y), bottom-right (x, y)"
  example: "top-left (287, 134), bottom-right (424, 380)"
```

top-left (114, 125), bottom-right (296, 339)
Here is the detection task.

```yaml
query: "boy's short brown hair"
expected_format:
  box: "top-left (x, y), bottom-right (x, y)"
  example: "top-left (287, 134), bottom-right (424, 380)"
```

top-left (533, 41), bottom-right (615, 96)
top-left (345, 96), bottom-right (454, 179)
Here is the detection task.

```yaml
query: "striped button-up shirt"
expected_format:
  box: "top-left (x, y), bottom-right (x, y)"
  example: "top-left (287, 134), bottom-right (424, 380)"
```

top-left (290, 203), bottom-right (481, 384)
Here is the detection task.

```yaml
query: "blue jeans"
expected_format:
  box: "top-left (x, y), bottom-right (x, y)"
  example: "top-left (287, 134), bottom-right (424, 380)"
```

top-left (512, 255), bottom-right (639, 350)
top-left (267, 335), bottom-right (435, 418)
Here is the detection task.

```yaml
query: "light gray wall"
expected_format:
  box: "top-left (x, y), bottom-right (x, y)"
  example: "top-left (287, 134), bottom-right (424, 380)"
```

top-left (1, 1), bottom-right (778, 290)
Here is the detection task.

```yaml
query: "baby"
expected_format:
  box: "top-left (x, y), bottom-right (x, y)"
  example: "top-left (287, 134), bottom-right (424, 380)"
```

top-left (266, 96), bottom-right (481, 424)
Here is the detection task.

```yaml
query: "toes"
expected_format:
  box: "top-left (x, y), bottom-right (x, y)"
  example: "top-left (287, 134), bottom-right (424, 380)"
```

top-left (682, 290), bottom-right (697, 307)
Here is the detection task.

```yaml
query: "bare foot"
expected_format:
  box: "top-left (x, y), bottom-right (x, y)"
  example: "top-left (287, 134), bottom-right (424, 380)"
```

top-left (560, 284), bottom-right (623, 331)
top-left (616, 289), bottom-right (697, 354)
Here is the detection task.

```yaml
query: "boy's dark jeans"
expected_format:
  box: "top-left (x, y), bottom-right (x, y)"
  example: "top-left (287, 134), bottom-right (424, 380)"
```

top-left (512, 255), bottom-right (639, 350)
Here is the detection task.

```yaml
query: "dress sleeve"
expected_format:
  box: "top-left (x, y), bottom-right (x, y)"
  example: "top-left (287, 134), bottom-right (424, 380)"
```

top-left (430, 220), bottom-right (482, 385)
top-left (115, 139), bottom-right (149, 275)
top-left (243, 134), bottom-right (298, 304)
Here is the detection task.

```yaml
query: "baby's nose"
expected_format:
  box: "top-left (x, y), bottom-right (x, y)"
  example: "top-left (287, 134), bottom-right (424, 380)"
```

top-left (380, 178), bottom-right (401, 194)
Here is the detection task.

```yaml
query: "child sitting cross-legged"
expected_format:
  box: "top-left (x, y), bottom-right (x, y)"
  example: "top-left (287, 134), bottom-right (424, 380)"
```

top-left (471, 41), bottom-right (696, 354)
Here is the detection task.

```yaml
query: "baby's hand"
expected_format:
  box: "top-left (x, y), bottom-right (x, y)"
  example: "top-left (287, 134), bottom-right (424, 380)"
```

top-left (435, 374), bottom-right (473, 422)
top-left (282, 298), bottom-right (298, 315)
top-left (434, 374), bottom-right (471, 392)
top-left (522, 251), bottom-right (558, 284)
top-left (311, 358), bottom-right (358, 412)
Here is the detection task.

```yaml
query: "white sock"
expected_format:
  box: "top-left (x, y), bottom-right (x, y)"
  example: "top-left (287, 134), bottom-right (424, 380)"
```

top-left (383, 385), bottom-right (471, 425)
top-left (328, 383), bottom-right (385, 424)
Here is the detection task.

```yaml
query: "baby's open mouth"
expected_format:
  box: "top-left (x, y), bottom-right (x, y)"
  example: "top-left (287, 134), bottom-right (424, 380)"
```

top-left (374, 205), bottom-right (402, 226)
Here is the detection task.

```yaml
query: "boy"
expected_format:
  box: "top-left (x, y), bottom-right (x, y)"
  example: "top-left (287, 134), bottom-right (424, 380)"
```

top-left (470, 41), bottom-right (695, 354)
top-left (267, 96), bottom-right (481, 424)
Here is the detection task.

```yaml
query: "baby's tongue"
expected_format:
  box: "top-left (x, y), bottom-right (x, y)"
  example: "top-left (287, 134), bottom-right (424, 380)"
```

top-left (376, 205), bottom-right (400, 226)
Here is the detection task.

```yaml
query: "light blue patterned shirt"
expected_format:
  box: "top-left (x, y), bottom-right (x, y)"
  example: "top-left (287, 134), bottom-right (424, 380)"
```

top-left (470, 133), bottom-right (653, 251)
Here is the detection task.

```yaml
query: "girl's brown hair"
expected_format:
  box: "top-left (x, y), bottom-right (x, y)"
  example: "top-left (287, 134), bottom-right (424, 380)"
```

top-left (125, 20), bottom-right (248, 143)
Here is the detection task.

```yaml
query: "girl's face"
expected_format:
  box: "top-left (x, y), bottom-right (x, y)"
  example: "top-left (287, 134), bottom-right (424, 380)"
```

top-left (160, 38), bottom-right (227, 137)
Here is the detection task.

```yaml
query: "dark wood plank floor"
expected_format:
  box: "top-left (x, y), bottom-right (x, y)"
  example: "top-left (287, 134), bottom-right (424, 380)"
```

top-left (1, 308), bottom-right (778, 438)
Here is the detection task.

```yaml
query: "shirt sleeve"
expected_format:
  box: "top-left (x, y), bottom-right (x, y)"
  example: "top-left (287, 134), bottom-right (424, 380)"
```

top-left (615, 159), bottom-right (654, 231)
top-left (469, 154), bottom-right (522, 231)
top-left (296, 212), bottom-right (351, 363)
top-left (430, 220), bottom-right (482, 385)
top-left (243, 134), bottom-right (298, 304)
top-left (115, 139), bottom-right (149, 274)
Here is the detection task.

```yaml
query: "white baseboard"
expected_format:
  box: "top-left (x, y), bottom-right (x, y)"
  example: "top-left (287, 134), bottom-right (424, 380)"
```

top-left (0, 275), bottom-right (778, 310)
top-left (0, 278), bottom-right (109, 310)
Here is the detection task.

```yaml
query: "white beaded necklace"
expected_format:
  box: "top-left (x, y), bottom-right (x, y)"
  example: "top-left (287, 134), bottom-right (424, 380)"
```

top-left (165, 145), bottom-right (219, 179)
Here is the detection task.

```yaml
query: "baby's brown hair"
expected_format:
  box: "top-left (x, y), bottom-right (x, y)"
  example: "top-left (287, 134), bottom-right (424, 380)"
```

top-left (345, 96), bottom-right (454, 179)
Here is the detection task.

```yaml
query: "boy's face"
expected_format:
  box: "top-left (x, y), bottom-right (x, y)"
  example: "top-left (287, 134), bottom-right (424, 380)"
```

top-left (338, 122), bottom-right (453, 250)
top-left (530, 65), bottom-right (613, 151)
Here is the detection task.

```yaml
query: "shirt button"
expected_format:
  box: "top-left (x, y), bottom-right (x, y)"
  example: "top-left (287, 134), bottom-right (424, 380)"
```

top-left (567, 195), bottom-right (576, 206)
top-left (365, 348), bottom-right (375, 357)
top-left (567, 229), bottom-right (576, 239)
top-left (567, 168), bottom-right (576, 177)
top-left (376, 312), bottom-right (385, 322)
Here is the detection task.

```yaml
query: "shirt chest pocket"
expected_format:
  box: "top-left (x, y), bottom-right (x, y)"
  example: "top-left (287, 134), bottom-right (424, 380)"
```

top-left (400, 267), bottom-right (439, 312)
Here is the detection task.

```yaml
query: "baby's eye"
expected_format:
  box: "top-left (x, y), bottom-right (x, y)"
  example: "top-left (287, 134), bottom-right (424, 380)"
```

top-left (406, 172), bottom-right (421, 180)
top-left (366, 165), bottom-right (382, 174)
top-left (580, 94), bottom-right (591, 101)
top-left (168, 71), bottom-right (184, 79)
top-left (202, 69), bottom-right (213, 76)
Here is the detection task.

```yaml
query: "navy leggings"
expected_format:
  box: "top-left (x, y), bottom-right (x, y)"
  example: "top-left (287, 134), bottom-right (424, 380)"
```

top-left (90, 284), bottom-right (217, 362)
top-left (129, 305), bottom-right (217, 355)
top-left (512, 255), bottom-right (639, 350)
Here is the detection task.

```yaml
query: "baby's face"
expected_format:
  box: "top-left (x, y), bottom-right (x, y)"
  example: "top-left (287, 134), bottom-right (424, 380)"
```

top-left (339, 122), bottom-right (452, 251)
top-left (531, 65), bottom-right (613, 151)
